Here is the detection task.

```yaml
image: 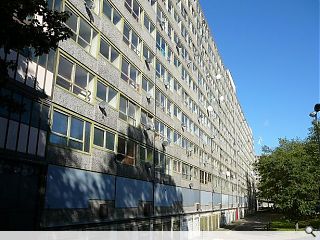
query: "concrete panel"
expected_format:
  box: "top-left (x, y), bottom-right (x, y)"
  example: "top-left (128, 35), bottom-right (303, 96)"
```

top-left (45, 165), bottom-right (115, 208)
top-left (115, 177), bottom-right (153, 208)
top-left (154, 183), bottom-right (182, 207)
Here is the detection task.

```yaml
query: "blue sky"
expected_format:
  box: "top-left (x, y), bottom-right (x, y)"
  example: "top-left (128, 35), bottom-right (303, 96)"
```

top-left (199, 0), bottom-right (319, 154)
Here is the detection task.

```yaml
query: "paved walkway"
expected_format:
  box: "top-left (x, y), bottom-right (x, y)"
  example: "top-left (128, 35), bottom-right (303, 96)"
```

top-left (219, 211), bottom-right (281, 231)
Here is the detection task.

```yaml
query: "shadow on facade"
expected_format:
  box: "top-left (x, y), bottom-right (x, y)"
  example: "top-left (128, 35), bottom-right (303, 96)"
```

top-left (41, 122), bottom-right (185, 230)
top-left (246, 172), bottom-right (256, 213)
top-left (0, 64), bottom-right (51, 230)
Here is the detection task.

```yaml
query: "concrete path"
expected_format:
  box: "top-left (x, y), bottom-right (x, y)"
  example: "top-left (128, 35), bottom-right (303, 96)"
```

top-left (219, 211), bottom-right (280, 231)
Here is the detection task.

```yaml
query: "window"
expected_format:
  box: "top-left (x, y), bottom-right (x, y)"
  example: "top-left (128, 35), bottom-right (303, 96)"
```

top-left (173, 159), bottom-right (181, 173)
top-left (1, 49), bottom-right (55, 97)
top-left (125, 0), bottom-right (141, 22)
top-left (102, 0), bottom-right (121, 28)
top-left (93, 127), bottom-right (115, 151)
top-left (143, 46), bottom-right (155, 67)
top-left (50, 110), bottom-right (91, 152)
top-left (139, 146), bottom-right (153, 164)
top-left (119, 95), bottom-right (137, 126)
top-left (173, 131), bottom-right (181, 146)
top-left (154, 152), bottom-right (170, 175)
top-left (117, 136), bottom-right (137, 165)
top-left (155, 89), bottom-right (166, 112)
top-left (156, 32), bottom-right (166, 57)
top-left (155, 60), bottom-right (165, 80)
top-left (173, 79), bottom-right (182, 95)
top-left (142, 76), bottom-right (154, 95)
top-left (123, 22), bottom-right (141, 55)
top-left (56, 55), bottom-right (94, 101)
top-left (121, 58), bottom-right (140, 89)
top-left (0, 88), bottom-right (49, 157)
top-left (140, 109), bottom-right (153, 126)
top-left (65, 6), bottom-right (98, 56)
top-left (144, 14), bottom-right (155, 35)
top-left (96, 81), bottom-right (118, 108)
top-left (99, 37), bottom-right (120, 67)
top-left (182, 163), bottom-right (192, 180)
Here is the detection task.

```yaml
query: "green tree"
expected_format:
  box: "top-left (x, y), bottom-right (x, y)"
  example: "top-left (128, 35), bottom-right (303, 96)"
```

top-left (255, 134), bottom-right (319, 229)
top-left (0, 0), bottom-right (71, 80)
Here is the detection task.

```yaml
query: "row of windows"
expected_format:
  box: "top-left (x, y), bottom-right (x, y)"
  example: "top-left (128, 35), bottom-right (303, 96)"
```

top-left (60, 1), bottom-right (249, 170)
top-left (54, 54), bottom-right (239, 176)
top-left (49, 108), bottom-right (215, 184)
top-left (63, 1), bottom-right (232, 142)
top-left (64, 0), bottom-right (234, 127)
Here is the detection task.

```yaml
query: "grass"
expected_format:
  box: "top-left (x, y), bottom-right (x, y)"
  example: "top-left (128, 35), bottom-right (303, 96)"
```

top-left (270, 217), bottom-right (320, 231)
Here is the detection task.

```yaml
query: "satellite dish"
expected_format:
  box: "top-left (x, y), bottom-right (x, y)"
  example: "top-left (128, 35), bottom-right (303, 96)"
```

top-left (219, 96), bottom-right (224, 102)
top-left (164, 80), bottom-right (169, 88)
top-left (162, 140), bottom-right (169, 147)
top-left (146, 92), bottom-right (152, 101)
top-left (85, 0), bottom-right (95, 9)
top-left (145, 57), bottom-right (152, 64)
top-left (145, 123), bottom-right (154, 130)
top-left (98, 101), bottom-right (107, 116)
top-left (216, 74), bottom-right (222, 80)
top-left (189, 183), bottom-right (193, 189)
top-left (207, 105), bottom-right (213, 112)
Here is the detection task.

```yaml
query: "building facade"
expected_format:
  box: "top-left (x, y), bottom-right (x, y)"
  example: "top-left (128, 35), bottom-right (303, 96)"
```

top-left (0, 0), bottom-right (255, 230)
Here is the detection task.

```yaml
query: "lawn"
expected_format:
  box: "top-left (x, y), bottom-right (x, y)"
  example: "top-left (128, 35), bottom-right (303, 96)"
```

top-left (271, 217), bottom-right (320, 231)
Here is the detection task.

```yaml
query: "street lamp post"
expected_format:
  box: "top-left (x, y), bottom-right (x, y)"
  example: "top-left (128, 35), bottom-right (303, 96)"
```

top-left (309, 103), bottom-right (320, 161)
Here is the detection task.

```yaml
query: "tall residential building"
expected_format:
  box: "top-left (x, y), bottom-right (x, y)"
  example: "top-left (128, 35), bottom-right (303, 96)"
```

top-left (0, 0), bottom-right (256, 230)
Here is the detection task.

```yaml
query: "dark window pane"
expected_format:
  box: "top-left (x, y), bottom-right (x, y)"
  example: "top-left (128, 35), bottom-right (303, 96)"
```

top-left (69, 139), bottom-right (83, 150)
top-left (96, 81), bottom-right (107, 100)
top-left (52, 111), bottom-right (68, 135)
top-left (49, 134), bottom-right (67, 146)
top-left (84, 122), bottom-right (91, 152)
top-left (65, 9), bottom-right (77, 33)
top-left (56, 77), bottom-right (71, 90)
top-left (79, 19), bottom-right (91, 44)
top-left (10, 93), bottom-right (22, 121)
top-left (140, 146), bottom-right (145, 162)
top-left (58, 56), bottom-right (73, 80)
top-left (40, 105), bottom-right (49, 130)
top-left (94, 127), bottom-right (104, 147)
top-left (113, 9), bottom-right (121, 25)
top-left (108, 87), bottom-right (117, 103)
top-left (105, 131), bottom-right (115, 151)
top-left (100, 39), bottom-right (110, 59)
top-left (70, 117), bottom-right (84, 140)
top-left (0, 88), bottom-right (10, 117)
top-left (74, 65), bottom-right (88, 89)
top-left (20, 97), bottom-right (32, 124)
top-left (110, 47), bottom-right (119, 62)
top-left (30, 102), bottom-right (41, 127)
top-left (127, 140), bottom-right (134, 157)
top-left (103, 0), bottom-right (112, 19)
top-left (119, 96), bottom-right (127, 114)
top-left (118, 137), bottom-right (126, 154)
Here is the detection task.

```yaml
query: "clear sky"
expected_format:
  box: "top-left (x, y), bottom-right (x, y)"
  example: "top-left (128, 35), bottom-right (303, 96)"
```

top-left (199, 0), bottom-right (319, 154)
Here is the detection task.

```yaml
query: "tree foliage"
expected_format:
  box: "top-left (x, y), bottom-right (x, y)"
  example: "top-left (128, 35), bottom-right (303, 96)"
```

top-left (255, 125), bottom-right (320, 221)
top-left (0, 0), bottom-right (71, 79)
